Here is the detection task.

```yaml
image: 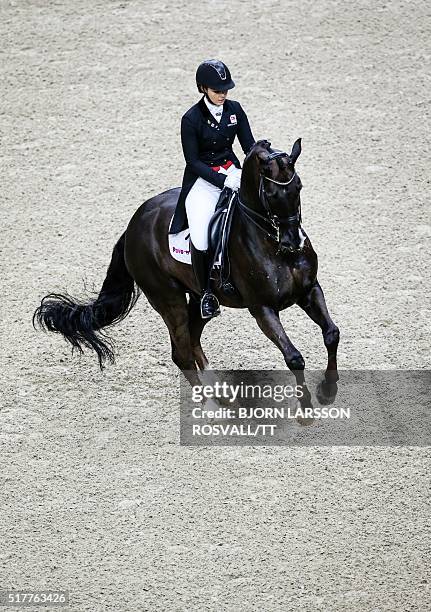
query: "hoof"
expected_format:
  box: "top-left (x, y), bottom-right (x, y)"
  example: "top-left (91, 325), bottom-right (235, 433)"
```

top-left (316, 380), bottom-right (338, 405)
top-left (292, 387), bottom-right (314, 424)
top-left (296, 415), bottom-right (314, 426)
top-left (299, 385), bottom-right (313, 410)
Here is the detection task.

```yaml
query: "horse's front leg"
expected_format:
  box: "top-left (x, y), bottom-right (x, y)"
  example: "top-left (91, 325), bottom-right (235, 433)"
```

top-left (248, 305), bottom-right (313, 408)
top-left (297, 281), bottom-right (340, 383)
top-left (249, 305), bottom-right (305, 371)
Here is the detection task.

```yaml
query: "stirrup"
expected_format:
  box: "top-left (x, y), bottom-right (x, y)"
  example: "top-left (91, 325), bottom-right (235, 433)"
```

top-left (200, 291), bottom-right (221, 320)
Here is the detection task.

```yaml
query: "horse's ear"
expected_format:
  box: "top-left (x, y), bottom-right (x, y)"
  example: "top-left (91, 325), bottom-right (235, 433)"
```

top-left (290, 138), bottom-right (302, 164)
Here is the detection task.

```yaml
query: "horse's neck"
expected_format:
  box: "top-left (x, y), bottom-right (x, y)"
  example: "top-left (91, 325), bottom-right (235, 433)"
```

top-left (232, 194), bottom-right (276, 260)
top-left (239, 183), bottom-right (261, 214)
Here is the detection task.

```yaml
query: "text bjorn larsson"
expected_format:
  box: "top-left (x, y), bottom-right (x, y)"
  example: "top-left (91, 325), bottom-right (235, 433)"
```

top-left (191, 406), bottom-right (351, 437)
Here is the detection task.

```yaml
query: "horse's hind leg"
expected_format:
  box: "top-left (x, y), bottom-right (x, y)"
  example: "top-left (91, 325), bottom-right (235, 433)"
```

top-left (297, 281), bottom-right (340, 382)
top-left (145, 288), bottom-right (198, 383)
top-left (187, 295), bottom-right (210, 370)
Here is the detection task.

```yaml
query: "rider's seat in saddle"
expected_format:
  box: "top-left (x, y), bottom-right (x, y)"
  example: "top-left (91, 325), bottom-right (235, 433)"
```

top-left (168, 187), bottom-right (238, 293)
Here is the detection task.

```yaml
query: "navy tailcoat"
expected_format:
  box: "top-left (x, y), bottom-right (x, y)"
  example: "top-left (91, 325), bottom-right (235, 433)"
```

top-left (170, 96), bottom-right (255, 234)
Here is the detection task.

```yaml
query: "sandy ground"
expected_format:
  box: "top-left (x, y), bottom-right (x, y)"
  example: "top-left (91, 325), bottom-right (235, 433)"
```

top-left (1, 0), bottom-right (430, 610)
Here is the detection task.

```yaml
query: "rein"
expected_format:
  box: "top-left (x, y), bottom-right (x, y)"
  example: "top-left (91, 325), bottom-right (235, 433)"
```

top-left (237, 153), bottom-right (303, 252)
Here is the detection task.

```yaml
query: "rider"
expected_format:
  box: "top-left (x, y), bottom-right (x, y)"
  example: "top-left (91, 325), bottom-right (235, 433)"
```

top-left (169, 59), bottom-right (256, 319)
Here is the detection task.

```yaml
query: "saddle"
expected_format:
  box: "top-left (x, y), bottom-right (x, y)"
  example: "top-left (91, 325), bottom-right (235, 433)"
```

top-left (168, 188), bottom-right (238, 292)
top-left (207, 187), bottom-right (237, 294)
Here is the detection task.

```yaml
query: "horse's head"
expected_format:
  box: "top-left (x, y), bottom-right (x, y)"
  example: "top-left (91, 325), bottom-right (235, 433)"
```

top-left (241, 139), bottom-right (305, 253)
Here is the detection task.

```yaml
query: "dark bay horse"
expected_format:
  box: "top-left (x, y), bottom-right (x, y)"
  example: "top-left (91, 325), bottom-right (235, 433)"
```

top-left (34, 139), bottom-right (339, 394)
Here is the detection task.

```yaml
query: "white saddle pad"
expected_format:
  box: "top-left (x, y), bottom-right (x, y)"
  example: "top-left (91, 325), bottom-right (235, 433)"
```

top-left (168, 216), bottom-right (222, 266)
top-left (168, 218), bottom-right (192, 264)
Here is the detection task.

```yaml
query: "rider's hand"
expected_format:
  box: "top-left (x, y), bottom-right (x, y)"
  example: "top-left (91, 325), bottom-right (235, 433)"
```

top-left (224, 169), bottom-right (242, 191)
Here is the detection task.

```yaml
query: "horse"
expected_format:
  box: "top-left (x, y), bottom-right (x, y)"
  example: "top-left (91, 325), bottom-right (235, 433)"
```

top-left (34, 139), bottom-right (339, 400)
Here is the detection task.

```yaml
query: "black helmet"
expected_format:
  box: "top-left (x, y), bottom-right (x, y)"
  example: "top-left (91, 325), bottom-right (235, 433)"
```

top-left (196, 59), bottom-right (235, 91)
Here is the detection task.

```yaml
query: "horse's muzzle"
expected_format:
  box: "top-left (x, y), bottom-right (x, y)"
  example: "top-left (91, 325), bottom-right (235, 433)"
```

top-left (278, 243), bottom-right (303, 255)
top-left (278, 227), bottom-right (306, 255)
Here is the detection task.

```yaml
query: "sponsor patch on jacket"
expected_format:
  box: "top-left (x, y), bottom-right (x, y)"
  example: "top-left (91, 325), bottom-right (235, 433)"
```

top-left (230, 114), bottom-right (237, 124)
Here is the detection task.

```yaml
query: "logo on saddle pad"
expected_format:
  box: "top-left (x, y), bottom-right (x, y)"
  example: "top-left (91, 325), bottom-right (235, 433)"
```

top-left (172, 245), bottom-right (190, 256)
top-left (169, 228), bottom-right (192, 264)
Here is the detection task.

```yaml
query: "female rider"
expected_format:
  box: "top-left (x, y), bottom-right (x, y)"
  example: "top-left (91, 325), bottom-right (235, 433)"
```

top-left (170, 59), bottom-right (256, 319)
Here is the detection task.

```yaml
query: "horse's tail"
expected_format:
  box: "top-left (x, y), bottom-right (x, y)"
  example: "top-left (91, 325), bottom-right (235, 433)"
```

top-left (33, 232), bottom-right (139, 369)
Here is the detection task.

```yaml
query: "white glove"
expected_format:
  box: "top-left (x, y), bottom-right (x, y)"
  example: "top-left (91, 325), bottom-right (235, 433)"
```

top-left (224, 169), bottom-right (242, 191)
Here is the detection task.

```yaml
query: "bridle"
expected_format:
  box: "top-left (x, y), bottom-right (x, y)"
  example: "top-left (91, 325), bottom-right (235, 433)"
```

top-left (237, 150), bottom-right (303, 253)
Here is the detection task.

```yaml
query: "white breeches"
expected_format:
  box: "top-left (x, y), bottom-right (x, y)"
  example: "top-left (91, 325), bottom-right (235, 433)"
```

top-left (185, 165), bottom-right (236, 251)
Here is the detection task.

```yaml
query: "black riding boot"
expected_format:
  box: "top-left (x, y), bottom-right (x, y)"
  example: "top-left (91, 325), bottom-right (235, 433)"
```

top-left (190, 245), bottom-right (220, 320)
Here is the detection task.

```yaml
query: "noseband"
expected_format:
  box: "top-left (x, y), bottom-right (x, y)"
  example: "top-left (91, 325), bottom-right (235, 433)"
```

top-left (238, 150), bottom-right (303, 253)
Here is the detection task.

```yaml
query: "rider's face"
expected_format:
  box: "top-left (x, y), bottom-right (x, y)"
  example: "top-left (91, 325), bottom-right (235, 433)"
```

top-left (205, 87), bottom-right (228, 105)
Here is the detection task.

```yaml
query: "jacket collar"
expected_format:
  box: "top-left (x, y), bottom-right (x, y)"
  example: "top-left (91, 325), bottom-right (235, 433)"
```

top-left (198, 96), bottom-right (231, 133)
top-left (203, 95), bottom-right (224, 120)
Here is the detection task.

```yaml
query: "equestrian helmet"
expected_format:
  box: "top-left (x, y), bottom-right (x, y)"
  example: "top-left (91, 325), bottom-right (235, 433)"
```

top-left (196, 59), bottom-right (235, 91)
